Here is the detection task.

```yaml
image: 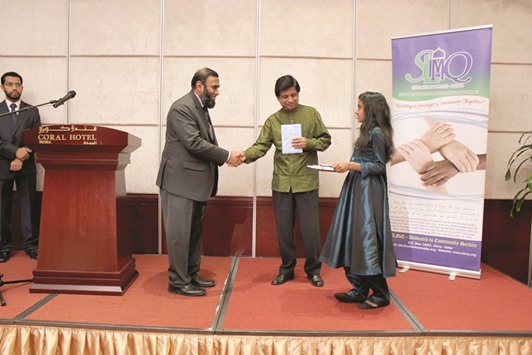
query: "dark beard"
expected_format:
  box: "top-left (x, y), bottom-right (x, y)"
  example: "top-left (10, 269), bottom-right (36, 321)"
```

top-left (201, 90), bottom-right (216, 109)
top-left (6, 91), bottom-right (21, 101)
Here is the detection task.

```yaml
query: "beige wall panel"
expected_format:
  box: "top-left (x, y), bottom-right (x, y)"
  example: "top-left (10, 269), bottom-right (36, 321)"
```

top-left (357, 0), bottom-right (450, 59)
top-left (68, 57), bottom-right (160, 125)
top-left (162, 58), bottom-right (256, 127)
top-left (354, 60), bottom-right (393, 102)
top-left (485, 132), bottom-right (531, 200)
top-left (216, 127), bottom-right (255, 197)
top-left (0, 57), bottom-right (68, 125)
top-left (254, 149), bottom-right (274, 196)
top-left (259, 58), bottom-right (353, 129)
top-left (488, 64), bottom-right (532, 132)
top-left (7, 0), bottom-right (529, 200)
top-left (260, 0), bottom-right (353, 58)
top-left (36, 164), bottom-right (45, 191)
top-left (70, 0), bottom-right (160, 55)
top-left (164, 0), bottom-right (256, 56)
top-left (0, 0), bottom-right (67, 55)
top-left (451, 0), bottom-right (532, 63)
top-left (106, 125), bottom-right (159, 194)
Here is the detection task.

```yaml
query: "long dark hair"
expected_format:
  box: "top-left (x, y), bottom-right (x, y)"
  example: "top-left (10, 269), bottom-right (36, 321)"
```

top-left (355, 91), bottom-right (394, 161)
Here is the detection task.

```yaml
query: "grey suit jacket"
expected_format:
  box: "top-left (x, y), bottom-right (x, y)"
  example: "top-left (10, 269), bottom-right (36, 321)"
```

top-left (156, 91), bottom-right (228, 202)
top-left (0, 100), bottom-right (41, 180)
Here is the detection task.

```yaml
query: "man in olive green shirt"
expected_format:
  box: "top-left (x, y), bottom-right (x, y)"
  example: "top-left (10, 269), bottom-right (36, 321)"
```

top-left (244, 75), bottom-right (331, 287)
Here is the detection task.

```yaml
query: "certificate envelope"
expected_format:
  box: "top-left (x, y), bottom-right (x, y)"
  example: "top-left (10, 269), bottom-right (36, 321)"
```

top-left (307, 164), bottom-right (335, 172)
top-left (281, 124), bottom-right (302, 154)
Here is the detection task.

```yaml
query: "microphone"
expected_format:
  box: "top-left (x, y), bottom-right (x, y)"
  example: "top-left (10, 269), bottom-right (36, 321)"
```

top-left (52, 90), bottom-right (76, 108)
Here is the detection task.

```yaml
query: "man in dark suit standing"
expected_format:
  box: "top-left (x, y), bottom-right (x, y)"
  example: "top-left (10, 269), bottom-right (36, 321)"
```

top-left (0, 72), bottom-right (41, 263)
top-left (156, 67), bottom-right (244, 296)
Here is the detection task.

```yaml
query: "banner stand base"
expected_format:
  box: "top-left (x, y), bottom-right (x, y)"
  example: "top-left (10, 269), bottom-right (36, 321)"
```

top-left (398, 260), bottom-right (481, 280)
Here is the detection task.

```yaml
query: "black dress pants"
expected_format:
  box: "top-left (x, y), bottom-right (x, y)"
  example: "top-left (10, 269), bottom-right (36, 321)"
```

top-left (0, 176), bottom-right (39, 253)
top-left (272, 189), bottom-right (322, 276)
top-left (345, 268), bottom-right (390, 305)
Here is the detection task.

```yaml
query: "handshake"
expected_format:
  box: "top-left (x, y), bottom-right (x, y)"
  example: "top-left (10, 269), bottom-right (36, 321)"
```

top-left (226, 151), bottom-right (246, 167)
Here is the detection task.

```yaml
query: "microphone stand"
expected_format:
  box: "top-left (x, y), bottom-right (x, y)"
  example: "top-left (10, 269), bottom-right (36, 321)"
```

top-left (0, 99), bottom-right (58, 118)
top-left (0, 273), bottom-right (33, 306)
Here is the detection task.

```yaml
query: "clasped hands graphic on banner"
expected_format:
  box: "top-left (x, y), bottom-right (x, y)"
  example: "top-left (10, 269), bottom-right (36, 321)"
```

top-left (391, 119), bottom-right (485, 190)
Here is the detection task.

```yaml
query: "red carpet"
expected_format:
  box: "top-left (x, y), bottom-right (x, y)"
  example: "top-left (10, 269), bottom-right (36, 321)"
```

top-left (2, 253), bottom-right (232, 330)
top-left (1, 252), bottom-right (530, 337)
top-left (219, 257), bottom-right (415, 333)
top-left (388, 264), bottom-right (532, 332)
top-left (0, 251), bottom-right (46, 318)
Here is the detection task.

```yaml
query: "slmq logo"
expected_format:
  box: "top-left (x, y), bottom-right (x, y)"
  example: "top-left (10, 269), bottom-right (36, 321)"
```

top-left (405, 48), bottom-right (473, 84)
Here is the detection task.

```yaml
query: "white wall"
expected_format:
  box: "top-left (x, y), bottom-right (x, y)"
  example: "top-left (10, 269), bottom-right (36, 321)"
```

top-left (0, 0), bottom-right (530, 200)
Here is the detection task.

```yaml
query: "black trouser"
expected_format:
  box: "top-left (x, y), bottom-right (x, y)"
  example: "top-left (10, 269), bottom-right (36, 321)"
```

top-left (161, 189), bottom-right (205, 287)
top-left (272, 190), bottom-right (322, 276)
top-left (0, 176), bottom-right (39, 253)
top-left (345, 268), bottom-right (390, 305)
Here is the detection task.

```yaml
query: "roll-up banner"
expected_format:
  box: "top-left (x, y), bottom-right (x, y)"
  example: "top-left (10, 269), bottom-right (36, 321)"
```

top-left (390, 26), bottom-right (493, 280)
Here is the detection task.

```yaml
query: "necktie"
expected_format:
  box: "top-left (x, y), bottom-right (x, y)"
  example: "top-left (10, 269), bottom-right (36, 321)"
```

top-left (10, 103), bottom-right (17, 124)
top-left (203, 107), bottom-right (214, 141)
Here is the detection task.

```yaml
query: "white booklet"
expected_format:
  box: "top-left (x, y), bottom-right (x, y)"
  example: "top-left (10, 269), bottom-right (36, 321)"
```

top-left (281, 124), bottom-right (302, 154)
top-left (307, 164), bottom-right (335, 172)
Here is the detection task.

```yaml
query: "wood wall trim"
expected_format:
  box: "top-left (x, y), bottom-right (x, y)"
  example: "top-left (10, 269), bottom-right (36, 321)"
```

top-left (9, 194), bottom-right (531, 285)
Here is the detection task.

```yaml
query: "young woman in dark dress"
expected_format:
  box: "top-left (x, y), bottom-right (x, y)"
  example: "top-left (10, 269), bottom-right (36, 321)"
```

top-left (320, 91), bottom-right (397, 309)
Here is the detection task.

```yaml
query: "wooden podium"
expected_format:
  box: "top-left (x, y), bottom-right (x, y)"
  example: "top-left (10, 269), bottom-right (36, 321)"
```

top-left (23, 125), bottom-right (141, 295)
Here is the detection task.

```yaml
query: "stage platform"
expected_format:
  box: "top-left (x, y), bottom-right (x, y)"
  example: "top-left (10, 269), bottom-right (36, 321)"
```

top-left (0, 252), bottom-right (530, 354)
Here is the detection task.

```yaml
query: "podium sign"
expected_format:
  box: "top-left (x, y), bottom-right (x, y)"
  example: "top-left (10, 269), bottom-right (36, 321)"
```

top-left (23, 125), bottom-right (141, 295)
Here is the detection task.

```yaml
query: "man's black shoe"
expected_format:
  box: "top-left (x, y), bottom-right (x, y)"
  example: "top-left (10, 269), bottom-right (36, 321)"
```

top-left (168, 284), bottom-right (206, 296)
top-left (26, 249), bottom-right (38, 260)
top-left (308, 274), bottom-right (324, 287)
top-left (0, 251), bottom-right (10, 263)
top-left (271, 273), bottom-right (294, 285)
top-left (191, 276), bottom-right (215, 288)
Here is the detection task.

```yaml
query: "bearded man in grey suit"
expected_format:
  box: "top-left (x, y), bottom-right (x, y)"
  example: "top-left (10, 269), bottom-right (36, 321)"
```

top-left (156, 67), bottom-right (244, 296)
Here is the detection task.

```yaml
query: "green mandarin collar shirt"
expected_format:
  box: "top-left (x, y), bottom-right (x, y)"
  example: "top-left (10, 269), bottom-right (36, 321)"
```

top-left (244, 104), bottom-right (331, 193)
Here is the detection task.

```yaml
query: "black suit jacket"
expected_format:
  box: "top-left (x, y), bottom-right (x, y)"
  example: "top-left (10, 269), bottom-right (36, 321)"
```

top-left (0, 100), bottom-right (41, 180)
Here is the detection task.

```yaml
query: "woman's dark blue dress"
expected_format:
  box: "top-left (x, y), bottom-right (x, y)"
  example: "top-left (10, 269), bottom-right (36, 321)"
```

top-left (320, 128), bottom-right (396, 278)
